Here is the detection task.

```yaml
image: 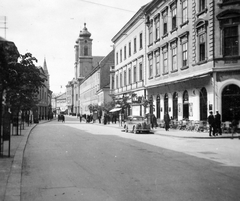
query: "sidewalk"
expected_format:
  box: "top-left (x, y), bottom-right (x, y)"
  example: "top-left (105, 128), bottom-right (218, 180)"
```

top-left (78, 117), bottom-right (240, 139)
top-left (0, 120), bottom-right (51, 201)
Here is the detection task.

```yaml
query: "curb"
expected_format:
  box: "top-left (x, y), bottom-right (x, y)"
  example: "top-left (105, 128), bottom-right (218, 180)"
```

top-left (3, 120), bottom-right (51, 201)
top-left (3, 124), bottom-right (37, 201)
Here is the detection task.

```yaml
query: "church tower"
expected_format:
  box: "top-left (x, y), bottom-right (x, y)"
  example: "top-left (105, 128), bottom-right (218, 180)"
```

top-left (74, 23), bottom-right (93, 79)
top-left (43, 57), bottom-right (50, 89)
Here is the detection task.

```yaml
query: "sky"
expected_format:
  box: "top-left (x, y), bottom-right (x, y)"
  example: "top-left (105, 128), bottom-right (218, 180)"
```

top-left (0, 0), bottom-right (151, 94)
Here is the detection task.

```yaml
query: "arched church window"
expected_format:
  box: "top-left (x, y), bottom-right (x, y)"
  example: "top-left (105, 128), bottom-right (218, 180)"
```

top-left (84, 46), bottom-right (88, 56)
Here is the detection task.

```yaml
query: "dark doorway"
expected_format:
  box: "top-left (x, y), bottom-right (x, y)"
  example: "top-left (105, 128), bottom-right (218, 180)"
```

top-left (156, 95), bottom-right (160, 118)
top-left (173, 92), bottom-right (178, 120)
top-left (222, 84), bottom-right (240, 122)
top-left (164, 94), bottom-right (168, 114)
top-left (183, 90), bottom-right (189, 119)
top-left (200, 87), bottom-right (208, 120)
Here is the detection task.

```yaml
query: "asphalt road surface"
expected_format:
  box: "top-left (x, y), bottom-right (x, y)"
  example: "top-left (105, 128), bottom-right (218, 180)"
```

top-left (21, 117), bottom-right (240, 201)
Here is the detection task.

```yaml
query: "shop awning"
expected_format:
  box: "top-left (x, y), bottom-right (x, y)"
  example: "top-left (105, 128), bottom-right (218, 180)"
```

top-left (109, 108), bottom-right (122, 113)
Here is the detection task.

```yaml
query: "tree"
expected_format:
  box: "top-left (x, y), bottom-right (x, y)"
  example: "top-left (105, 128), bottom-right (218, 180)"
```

top-left (4, 53), bottom-right (46, 112)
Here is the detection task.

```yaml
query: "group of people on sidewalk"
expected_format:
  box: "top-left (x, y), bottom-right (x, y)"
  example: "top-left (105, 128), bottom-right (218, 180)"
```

top-left (208, 111), bottom-right (239, 137)
top-left (207, 111), bottom-right (222, 137)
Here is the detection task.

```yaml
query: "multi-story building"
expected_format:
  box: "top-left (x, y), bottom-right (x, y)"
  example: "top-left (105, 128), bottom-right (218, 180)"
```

top-left (110, 0), bottom-right (240, 123)
top-left (51, 92), bottom-right (67, 115)
top-left (80, 50), bottom-right (114, 115)
top-left (111, 3), bottom-right (149, 117)
top-left (66, 81), bottom-right (74, 115)
top-left (214, 0), bottom-right (240, 121)
top-left (35, 58), bottom-right (52, 121)
top-left (72, 23), bottom-right (104, 114)
top-left (144, 0), bottom-right (240, 122)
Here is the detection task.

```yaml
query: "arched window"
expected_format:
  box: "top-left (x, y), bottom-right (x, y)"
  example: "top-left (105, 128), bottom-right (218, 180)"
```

top-left (222, 84), bottom-right (240, 121)
top-left (84, 46), bottom-right (88, 56)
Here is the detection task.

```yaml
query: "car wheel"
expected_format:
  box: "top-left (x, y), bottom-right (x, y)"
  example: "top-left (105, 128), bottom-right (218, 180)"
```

top-left (125, 126), bottom-right (128, 133)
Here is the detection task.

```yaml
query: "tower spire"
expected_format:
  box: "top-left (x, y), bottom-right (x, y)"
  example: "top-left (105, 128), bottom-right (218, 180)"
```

top-left (43, 57), bottom-right (49, 74)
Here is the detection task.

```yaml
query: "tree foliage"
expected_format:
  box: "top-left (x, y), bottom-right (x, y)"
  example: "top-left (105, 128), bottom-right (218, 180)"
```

top-left (0, 51), bottom-right (46, 111)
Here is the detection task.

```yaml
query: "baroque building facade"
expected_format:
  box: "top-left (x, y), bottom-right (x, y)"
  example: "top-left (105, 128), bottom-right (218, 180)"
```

top-left (111, 0), bottom-right (240, 123)
top-left (67, 23), bottom-right (114, 115)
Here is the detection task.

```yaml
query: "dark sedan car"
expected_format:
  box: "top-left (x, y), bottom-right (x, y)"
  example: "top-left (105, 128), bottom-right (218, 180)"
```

top-left (124, 115), bottom-right (151, 134)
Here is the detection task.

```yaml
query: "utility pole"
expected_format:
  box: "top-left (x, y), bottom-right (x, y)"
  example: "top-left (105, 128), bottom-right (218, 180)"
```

top-left (0, 16), bottom-right (7, 39)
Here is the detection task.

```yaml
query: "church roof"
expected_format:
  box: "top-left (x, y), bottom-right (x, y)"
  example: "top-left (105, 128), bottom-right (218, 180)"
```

top-left (92, 56), bottom-right (104, 68)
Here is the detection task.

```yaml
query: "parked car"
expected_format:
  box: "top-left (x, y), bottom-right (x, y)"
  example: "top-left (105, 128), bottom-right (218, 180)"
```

top-left (124, 115), bottom-right (151, 134)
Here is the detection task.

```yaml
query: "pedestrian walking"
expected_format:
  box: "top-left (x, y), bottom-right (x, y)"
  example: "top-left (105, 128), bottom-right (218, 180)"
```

top-left (208, 111), bottom-right (215, 136)
top-left (61, 114), bottom-right (65, 123)
top-left (164, 112), bottom-right (170, 131)
top-left (215, 111), bottom-right (222, 135)
top-left (79, 114), bottom-right (82, 122)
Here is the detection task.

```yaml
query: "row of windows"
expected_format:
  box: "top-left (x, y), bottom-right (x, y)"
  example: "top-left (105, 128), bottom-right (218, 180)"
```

top-left (116, 32), bottom-right (143, 65)
top-left (147, 0), bottom-right (192, 45)
top-left (114, 63), bottom-right (143, 89)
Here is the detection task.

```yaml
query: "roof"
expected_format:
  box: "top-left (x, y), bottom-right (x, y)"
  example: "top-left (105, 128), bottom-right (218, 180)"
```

top-left (111, 2), bottom-right (150, 42)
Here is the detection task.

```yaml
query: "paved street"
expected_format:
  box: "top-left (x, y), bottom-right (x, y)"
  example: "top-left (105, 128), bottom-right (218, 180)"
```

top-left (19, 116), bottom-right (240, 201)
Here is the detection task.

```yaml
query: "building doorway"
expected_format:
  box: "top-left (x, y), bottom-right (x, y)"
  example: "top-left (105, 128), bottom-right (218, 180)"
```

top-left (164, 94), bottom-right (168, 114)
top-left (200, 87), bottom-right (207, 120)
top-left (183, 90), bottom-right (189, 119)
top-left (222, 84), bottom-right (240, 122)
top-left (173, 92), bottom-right (178, 120)
top-left (156, 95), bottom-right (160, 118)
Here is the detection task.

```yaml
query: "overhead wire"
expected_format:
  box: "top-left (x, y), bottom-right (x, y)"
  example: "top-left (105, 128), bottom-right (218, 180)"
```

top-left (77, 0), bottom-right (135, 13)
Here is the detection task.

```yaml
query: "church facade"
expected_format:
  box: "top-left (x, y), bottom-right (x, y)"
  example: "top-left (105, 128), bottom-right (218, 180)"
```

top-left (67, 23), bottom-right (114, 115)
